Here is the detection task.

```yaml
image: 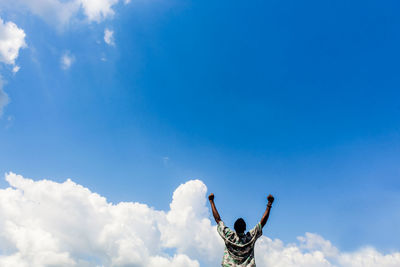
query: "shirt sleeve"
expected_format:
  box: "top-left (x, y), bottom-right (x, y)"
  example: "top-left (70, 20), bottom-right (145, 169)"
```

top-left (217, 221), bottom-right (234, 241)
top-left (249, 223), bottom-right (263, 240)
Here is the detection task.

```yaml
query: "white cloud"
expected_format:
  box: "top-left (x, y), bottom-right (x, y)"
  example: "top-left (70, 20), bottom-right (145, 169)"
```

top-left (12, 65), bottom-right (20, 73)
top-left (0, 77), bottom-right (9, 116)
top-left (80, 0), bottom-right (119, 22)
top-left (0, 17), bottom-right (26, 66)
top-left (338, 248), bottom-right (400, 267)
top-left (0, 172), bottom-right (399, 267)
top-left (0, 173), bottom-right (212, 267)
top-left (61, 51), bottom-right (75, 70)
top-left (0, 18), bottom-right (25, 117)
top-left (104, 28), bottom-right (115, 46)
top-left (0, 0), bottom-right (80, 28)
top-left (0, 0), bottom-right (126, 26)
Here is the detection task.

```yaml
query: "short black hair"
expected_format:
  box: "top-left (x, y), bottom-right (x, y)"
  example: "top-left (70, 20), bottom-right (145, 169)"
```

top-left (234, 218), bottom-right (246, 233)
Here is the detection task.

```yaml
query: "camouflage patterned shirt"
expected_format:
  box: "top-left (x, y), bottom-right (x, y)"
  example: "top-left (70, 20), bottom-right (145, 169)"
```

top-left (217, 221), bottom-right (263, 267)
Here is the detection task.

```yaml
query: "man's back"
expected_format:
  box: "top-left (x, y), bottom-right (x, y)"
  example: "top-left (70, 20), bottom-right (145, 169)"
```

top-left (208, 193), bottom-right (274, 267)
top-left (217, 221), bottom-right (263, 267)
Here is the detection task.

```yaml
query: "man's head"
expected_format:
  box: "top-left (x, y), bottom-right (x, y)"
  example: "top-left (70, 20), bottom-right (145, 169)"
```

top-left (234, 218), bottom-right (246, 234)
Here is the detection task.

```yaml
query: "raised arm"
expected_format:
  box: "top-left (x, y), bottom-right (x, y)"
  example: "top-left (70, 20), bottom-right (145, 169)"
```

top-left (208, 193), bottom-right (221, 224)
top-left (260, 194), bottom-right (274, 228)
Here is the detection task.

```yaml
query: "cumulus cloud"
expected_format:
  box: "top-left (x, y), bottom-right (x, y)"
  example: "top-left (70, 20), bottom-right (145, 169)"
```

top-left (61, 51), bottom-right (75, 70)
top-left (104, 28), bottom-right (115, 46)
top-left (0, 0), bottom-right (127, 26)
top-left (0, 172), bottom-right (399, 267)
top-left (0, 17), bottom-right (26, 66)
top-left (0, 173), bottom-right (216, 267)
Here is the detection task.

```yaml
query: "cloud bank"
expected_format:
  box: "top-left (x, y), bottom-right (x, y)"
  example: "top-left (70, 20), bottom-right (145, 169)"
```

top-left (0, 172), bottom-right (399, 267)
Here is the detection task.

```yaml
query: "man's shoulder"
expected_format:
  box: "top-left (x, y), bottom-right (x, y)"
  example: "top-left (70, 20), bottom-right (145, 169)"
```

top-left (248, 222), bottom-right (262, 239)
top-left (217, 220), bottom-right (226, 233)
top-left (217, 220), bottom-right (226, 229)
top-left (218, 221), bottom-right (237, 240)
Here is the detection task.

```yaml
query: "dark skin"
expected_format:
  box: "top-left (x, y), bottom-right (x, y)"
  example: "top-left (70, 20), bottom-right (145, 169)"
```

top-left (208, 193), bottom-right (274, 228)
top-left (208, 193), bottom-right (221, 223)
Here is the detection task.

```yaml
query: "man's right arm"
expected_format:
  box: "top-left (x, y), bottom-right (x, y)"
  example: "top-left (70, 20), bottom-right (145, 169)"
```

top-left (208, 193), bottom-right (221, 224)
top-left (260, 194), bottom-right (274, 228)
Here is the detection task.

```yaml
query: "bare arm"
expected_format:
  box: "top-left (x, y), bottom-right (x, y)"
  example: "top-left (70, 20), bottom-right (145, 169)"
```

top-left (208, 193), bottom-right (221, 224)
top-left (260, 194), bottom-right (274, 228)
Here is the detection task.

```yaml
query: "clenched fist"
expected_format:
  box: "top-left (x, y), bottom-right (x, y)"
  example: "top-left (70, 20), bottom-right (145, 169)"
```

top-left (267, 194), bottom-right (274, 204)
top-left (208, 193), bottom-right (215, 201)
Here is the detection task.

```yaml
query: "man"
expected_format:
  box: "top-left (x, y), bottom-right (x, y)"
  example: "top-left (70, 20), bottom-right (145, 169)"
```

top-left (208, 193), bottom-right (275, 267)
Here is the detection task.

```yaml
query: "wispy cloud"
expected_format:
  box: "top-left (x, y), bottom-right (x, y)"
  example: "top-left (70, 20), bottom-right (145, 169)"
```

top-left (60, 51), bottom-right (75, 70)
top-left (104, 28), bottom-right (115, 46)
top-left (5, 115), bottom-right (14, 128)
top-left (0, 0), bottom-right (129, 27)
top-left (12, 65), bottom-right (20, 73)
top-left (162, 156), bottom-right (170, 166)
top-left (1, 172), bottom-right (399, 267)
top-left (0, 77), bottom-right (9, 117)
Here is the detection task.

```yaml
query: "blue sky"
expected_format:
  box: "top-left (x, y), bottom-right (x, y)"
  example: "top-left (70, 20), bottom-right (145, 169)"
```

top-left (0, 0), bottom-right (400, 262)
